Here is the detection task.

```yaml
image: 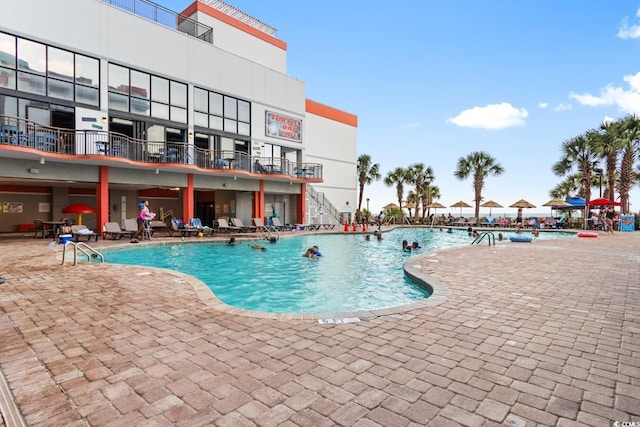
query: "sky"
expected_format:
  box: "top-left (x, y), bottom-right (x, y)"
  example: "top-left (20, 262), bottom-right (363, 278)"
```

top-left (163, 0), bottom-right (640, 216)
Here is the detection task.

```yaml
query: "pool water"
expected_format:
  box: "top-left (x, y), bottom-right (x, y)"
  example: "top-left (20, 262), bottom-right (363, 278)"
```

top-left (104, 229), bottom-right (573, 314)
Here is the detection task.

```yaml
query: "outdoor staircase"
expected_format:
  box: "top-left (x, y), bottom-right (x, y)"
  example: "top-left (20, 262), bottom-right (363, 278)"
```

top-left (306, 185), bottom-right (340, 225)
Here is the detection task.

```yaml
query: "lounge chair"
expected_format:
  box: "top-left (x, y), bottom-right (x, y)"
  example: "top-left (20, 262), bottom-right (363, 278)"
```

top-left (253, 217), bottom-right (276, 233)
top-left (33, 219), bottom-right (54, 239)
top-left (215, 218), bottom-right (242, 233)
top-left (189, 218), bottom-right (211, 233)
top-left (170, 218), bottom-right (199, 237)
top-left (231, 218), bottom-right (257, 233)
top-left (103, 222), bottom-right (134, 240)
top-left (312, 217), bottom-right (335, 230)
top-left (271, 217), bottom-right (292, 231)
top-left (70, 225), bottom-right (98, 242)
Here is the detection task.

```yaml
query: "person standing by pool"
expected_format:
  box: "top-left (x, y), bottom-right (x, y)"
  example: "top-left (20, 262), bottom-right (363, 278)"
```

top-left (515, 207), bottom-right (523, 227)
top-left (131, 201), bottom-right (152, 243)
top-left (604, 206), bottom-right (615, 234)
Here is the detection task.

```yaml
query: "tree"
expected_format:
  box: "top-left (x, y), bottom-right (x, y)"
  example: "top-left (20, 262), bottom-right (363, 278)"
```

top-left (615, 115), bottom-right (640, 212)
top-left (552, 133), bottom-right (600, 206)
top-left (595, 121), bottom-right (625, 200)
top-left (384, 167), bottom-right (409, 218)
top-left (356, 154), bottom-right (381, 212)
top-left (453, 152), bottom-right (504, 220)
top-left (406, 163), bottom-right (435, 223)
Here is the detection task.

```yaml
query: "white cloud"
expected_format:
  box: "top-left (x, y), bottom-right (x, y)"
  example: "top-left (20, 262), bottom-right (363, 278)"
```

top-left (617, 9), bottom-right (640, 39)
top-left (602, 116), bottom-right (616, 125)
top-left (554, 103), bottom-right (573, 112)
top-left (569, 71), bottom-right (640, 114)
top-left (538, 102), bottom-right (548, 109)
top-left (446, 102), bottom-right (528, 130)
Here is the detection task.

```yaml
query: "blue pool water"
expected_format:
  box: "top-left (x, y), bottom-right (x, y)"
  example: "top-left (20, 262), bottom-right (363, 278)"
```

top-left (104, 229), bottom-right (573, 314)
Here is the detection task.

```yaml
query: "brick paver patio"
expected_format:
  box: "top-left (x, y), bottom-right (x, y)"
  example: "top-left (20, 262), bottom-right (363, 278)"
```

top-left (0, 229), bottom-right (639, 426)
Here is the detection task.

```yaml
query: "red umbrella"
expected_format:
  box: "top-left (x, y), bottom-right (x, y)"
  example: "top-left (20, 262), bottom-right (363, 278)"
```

top-left (586, 197), bottom-right (621, 207)
top-left (62, 203), bottom-right (96, 225)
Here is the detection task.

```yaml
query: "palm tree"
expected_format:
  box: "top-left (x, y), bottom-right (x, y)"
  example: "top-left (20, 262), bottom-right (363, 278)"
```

top-left (357, 154), bottom-right (381, 212)
top-left (406, 163), bottom-right (435, 223)
top-left (549, 174), bottom-right (586, 199)
top-left (384, 167), bottom-right (409, 218)
top-left (453, 152), bottom-right (504, 220)
top-left (552, 133), bottom-right (600, 206)
top-left (615, 115), bottom-right (640, 212)
top-left (595, 121), bottom-right (625, 200)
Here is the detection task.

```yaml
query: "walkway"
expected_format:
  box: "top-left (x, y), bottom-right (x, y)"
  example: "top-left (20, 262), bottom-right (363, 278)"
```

top-left (0, 230), bottom-right (639, 426)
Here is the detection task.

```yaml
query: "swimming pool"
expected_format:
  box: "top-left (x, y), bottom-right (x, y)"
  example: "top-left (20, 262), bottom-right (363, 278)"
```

top-left (104, 229), bottom-right (573, 314)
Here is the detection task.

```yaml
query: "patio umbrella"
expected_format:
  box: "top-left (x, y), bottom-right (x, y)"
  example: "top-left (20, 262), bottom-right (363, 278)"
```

top-left (62, 203), bottom-right (96, 225)
top-left (586, 197), bottom-right (621, 207)
top-left (450, 200), bottom-right (472, 216)
top-left (542, 198), bottom-right (571, 215)
top-left (383, 202), bottom-right (399, 210)
top-left (509, 199), bottom-right (536, 209)
top-left (480, 200), bottom-right (503, 216)
top-left (426, 201), bottom-right (447, 209)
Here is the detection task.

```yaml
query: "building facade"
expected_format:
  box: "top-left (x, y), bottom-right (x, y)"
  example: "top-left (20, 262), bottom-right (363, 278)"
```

top-left (0, 0), bottom-right (357, 233)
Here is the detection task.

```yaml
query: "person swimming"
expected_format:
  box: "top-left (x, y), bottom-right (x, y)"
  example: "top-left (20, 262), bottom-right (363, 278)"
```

top-left (411, 241), bottom-right (421, 249)
top-left (402, 240), bottom-right (412, 252)
top-left (312, 245), bottom-right (322, 256)
top-left (302, 248), bottom-right (317, 258)
top-left (248, 243), bottom-right (266, 251)
top-left (227, 237), bottom-right (237, 245)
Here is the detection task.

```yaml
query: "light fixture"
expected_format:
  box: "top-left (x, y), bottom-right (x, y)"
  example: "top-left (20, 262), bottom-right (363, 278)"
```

top-left (170, 187), bottom-right (180, 191)
top-left (155, 168), bottom-right (159, 174)
top-left (101, 117), bottom-right (107, 124)
top-left (188, 132), bottom-right (193, 139)
top-left (222, 183), bottom-right (227, 187)
top-left (39, 157), bottom-right (45, 165)
top-left (29, 168), bottom-right (39, 174)
top-left (233, 176), bottom-right (237, 180)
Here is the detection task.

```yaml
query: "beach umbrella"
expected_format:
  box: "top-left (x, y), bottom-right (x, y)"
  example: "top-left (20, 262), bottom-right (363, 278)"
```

top-left (426, 201), bottom-right (447, 209)
top-left (509, 199), bottom-right (536, 209)
top-left (480, 200), bottom-right (503, 216)
top-left (586, 197), bottom-right (621, 207)
top-left (383, 202), bottom-right (399, 210)
top-left (542, 198), bottom-right (571, 215)
top-left (450, 200), bottom-right (472, 216)
top-left (62, 203), bottom-right (96, 225)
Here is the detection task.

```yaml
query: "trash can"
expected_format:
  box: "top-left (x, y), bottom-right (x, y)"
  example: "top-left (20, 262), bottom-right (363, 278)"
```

top-left (619, 215), bottom-right (635, 232)
top-left (59, 234), bottom-right (73, 244)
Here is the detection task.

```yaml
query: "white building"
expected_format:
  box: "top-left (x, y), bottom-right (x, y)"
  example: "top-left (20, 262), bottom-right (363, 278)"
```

top-left (0, 0), bottom-right (357, 232)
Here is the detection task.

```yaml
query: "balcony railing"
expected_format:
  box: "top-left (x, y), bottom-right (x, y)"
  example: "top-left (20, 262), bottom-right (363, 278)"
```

top-left (103, 0), bottom-right (214, 44)
top-left (0, 115), bottom-right (322, 180)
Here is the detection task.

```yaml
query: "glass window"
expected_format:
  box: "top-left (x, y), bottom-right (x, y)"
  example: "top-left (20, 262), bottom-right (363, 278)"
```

top-left (238, 100), bottom-right (250, 122)
top-left (17, 71), bottom-right (45, 95)
top-left (47, 47), bottom-right (73, 81)
top-left (130, 70), bottom-right (149, 99)
top-left (108, 64), bottom-right (129, 95)
top-left (75, 86), bottom-right (99, 106)
top-left (221, 136), bottom-right (234, 151)
top-left (170, 81), bottom-right (187, 108)
top-left (194, 111), bottom-right (208, 127)
top-left (17, 38), bottom-right (45, 74)
top-left (131, 98), bottom-right (150, 116)
top-left (151, 75), bottom-right (169, 103)
top-left (75, 54), bottom-right (98, 87)
top-left (224, 118), bottom-right (237, 133)
top-left (0, 33), bottom-right (16, 68)
top-left (210, 92), bottom-right (223, 116)
top-left (194, 87), bottom-right (207, 112)
top-left (238, 122), bottom-right (250, 136)
top-left (0, 95), bottom-right (17, 117)
top-left (108, 92), bottom-right (129, 112)
top-left (0, 67), bottom-right (16, 90)
top-left (48, 78), bottom-right (74, 100)
top-left (170, 106), bottom-right (187, 123)
top-left (210, 115), bottom-right (223, 130)
top-left (224, 96), bottom-right (236, 119)
top-left (151, 102), bottom-right (169, 120)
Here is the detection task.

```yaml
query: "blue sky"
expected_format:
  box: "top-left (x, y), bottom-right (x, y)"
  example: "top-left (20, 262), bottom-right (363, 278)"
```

top-left (164, 0), bottom-right (640, 216)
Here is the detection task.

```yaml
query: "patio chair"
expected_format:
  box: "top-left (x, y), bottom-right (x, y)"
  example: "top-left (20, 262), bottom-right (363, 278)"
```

top-left (102, 222), bottom-right (134, 240)
top-left (253, 217), bottom-right (277, 233)
top-left (71, 225), bottom-right (99, 242)
top-left (214, 218), bottom-right (241, 233)
top-left (33, 219), bottom-right (54, 239)
top-left (170, 218), bottom-right (199, 237)
top-left (271, 217), bottom-right (292, 231)
top-left (189, 218), bottom-right (211, 233)
top-left (231, 217), bottom-right (257, 233)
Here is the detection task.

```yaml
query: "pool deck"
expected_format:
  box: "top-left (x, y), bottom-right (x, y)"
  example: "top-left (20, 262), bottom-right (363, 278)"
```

top-left (0, 228), bottom-right (639, 426)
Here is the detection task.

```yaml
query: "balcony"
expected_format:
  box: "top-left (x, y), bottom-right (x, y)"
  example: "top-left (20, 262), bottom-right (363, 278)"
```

top-left (0, 115), bottom-right (322, 181)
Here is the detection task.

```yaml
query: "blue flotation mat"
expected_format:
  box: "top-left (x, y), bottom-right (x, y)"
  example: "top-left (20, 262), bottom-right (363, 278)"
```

top-left (509, 235), bottom-right (533, 242)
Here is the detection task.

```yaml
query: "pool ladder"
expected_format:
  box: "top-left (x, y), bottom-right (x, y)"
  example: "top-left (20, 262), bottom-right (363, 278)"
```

top-left (61, 241), bottom-right (104, 266)
top-left (258, 225), bottom-right (280, 241)
top-left (471, 231), bottom-right (495, 246)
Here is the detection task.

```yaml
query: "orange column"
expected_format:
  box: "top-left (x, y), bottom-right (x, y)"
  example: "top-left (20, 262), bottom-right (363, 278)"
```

top-left (96, 166), bottom-right (109, 229)
top-left (254, 180), bottom-right (265, 219)
top-left (297, 183), bottom-right (306, 225)
top-left (182, 174), bottom-right (194, 221)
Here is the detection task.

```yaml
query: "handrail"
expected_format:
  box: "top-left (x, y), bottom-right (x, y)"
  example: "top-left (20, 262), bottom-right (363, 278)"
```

top-left (61, 241), bottom-right (105, 265)
top-left (306, 185), bottom-right (340, 224)
top-left (472, 232), bottom-right (495, 246)
top-left (0, 114), bottom-right (323, 180)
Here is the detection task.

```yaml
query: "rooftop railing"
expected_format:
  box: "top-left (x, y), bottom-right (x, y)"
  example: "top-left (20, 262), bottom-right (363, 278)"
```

top-left (103, 0), bottom-right (214, 44)
top-left (0, 115), bottom-right (322, 180)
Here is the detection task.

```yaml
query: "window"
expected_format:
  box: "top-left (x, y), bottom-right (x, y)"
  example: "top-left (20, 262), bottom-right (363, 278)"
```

top-left (195, 86), bottom-right (250, 136)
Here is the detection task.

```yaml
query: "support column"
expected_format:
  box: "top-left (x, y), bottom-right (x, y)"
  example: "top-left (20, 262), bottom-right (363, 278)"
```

top-left (96, 166), bottom-right (109, 230)
top-left (182, 174), bottom-right (194, 221)
top-left (254, 180), bottom-right (265, 220)
top-left (297, 183), bottom-right (306, 225)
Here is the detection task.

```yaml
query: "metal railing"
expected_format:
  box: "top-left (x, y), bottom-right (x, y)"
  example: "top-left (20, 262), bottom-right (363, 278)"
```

top-left (306, 185), bottom-right (340, 224)
top-left (103, 0), bottom-right (214, 44)
top-left (0, 115), bottom-right (323, 180)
